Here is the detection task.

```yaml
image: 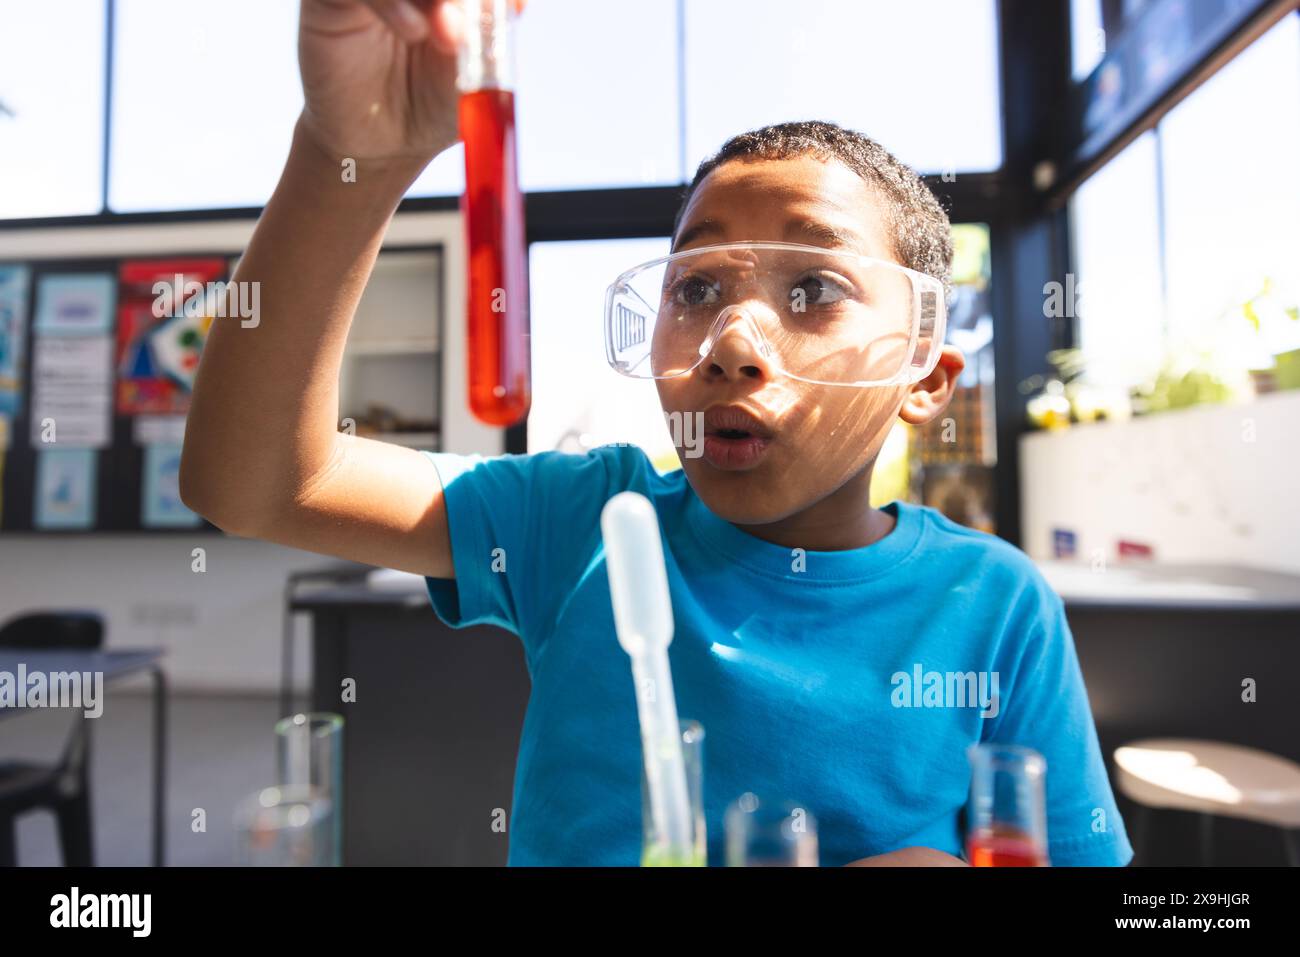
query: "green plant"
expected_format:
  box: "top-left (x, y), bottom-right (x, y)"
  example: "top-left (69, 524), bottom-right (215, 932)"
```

top-left (1045, 347), bottom-right (1086, 383)
top-left (1130, 351), bottom-right (1237, 414)
top-left (1238, 277), bottom-right (1299, 332)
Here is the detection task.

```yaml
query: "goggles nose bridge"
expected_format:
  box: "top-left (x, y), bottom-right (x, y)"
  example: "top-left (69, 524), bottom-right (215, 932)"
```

top-left (698, 302), bottom-right (778, 361)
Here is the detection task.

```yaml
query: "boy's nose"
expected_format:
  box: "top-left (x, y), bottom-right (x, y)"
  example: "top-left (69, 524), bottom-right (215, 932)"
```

top-left (701, 304), bottom-right (777, 383)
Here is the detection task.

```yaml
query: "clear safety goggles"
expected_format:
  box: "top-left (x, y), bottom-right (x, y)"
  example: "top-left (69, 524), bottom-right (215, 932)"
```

top-left (604, 241), bottom-right (947, 388)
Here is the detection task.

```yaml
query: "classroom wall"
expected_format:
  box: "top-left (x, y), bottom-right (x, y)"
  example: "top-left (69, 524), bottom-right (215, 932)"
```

top-left (1019, 389), bottom-right (1300, 573)
top-left (0, 211), bottom-right (503, 691)
top-left (0, 534), bottom-right (316, 692)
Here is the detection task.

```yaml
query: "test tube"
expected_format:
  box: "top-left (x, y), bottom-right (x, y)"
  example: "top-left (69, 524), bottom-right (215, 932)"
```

top-left (275, 712), bottom-right (344, 866)
top-left (233, 785), bottom-right (333, 867)
top-left (965, 743), bottom-right (1049, 866)
top-left (725, 793), bottom-right (819, 867)
top-left (457, 0), bottom-right (531, 427)
top-left (641, 719), bottom-right (707, 866)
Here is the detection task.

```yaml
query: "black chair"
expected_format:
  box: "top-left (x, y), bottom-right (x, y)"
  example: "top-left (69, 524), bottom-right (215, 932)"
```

top-left (0, 611), bottom-right (104, 866)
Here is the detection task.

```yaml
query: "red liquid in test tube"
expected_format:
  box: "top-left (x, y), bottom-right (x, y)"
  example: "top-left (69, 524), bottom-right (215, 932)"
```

top-left (966, 828), bottom-right (1047, 867)
top-left (965, 744), bottom-right (1050, 867)
top-left (458, 0), bottom-right (531, 427)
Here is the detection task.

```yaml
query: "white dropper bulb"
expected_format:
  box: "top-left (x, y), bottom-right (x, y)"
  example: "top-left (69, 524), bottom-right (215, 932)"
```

top-left (601, 491), bottom-right (694, 863)
top-left (602, 492), bottom-right (674, 657)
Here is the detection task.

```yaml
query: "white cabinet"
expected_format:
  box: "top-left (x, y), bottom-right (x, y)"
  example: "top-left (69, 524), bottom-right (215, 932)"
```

top-left (339, 249), bottom-right (442, 451)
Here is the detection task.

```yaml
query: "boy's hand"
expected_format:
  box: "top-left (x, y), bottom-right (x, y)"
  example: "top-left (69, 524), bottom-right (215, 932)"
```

top-left (296, 0), bottom-right (523, 166)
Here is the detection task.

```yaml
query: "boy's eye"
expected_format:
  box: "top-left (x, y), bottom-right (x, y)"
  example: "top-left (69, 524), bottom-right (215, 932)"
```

top-left (791, 273), bottom-right (853, 307)
top-left (673, 275), bottom-right (721, 307)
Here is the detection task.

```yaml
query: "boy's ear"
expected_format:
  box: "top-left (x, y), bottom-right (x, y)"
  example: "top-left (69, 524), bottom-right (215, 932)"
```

top-left (897, 346), bottom-right (966, 426)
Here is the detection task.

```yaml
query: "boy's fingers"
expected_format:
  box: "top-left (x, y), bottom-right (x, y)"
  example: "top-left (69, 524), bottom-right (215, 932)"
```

top-left (429, 0), bottom-right (465, 56)
top-left (363, 0), bottom-right (431, 43)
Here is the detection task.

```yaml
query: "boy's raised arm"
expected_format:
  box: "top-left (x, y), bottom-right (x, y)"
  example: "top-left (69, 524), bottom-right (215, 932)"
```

top-left (180, 0), bottom-right (474, 578)
top-left (180, 128), bottom-right (453, 578)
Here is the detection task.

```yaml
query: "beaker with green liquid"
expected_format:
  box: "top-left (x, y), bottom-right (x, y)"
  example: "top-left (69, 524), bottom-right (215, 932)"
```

top-left (641, 719), bottom-right (706, 866)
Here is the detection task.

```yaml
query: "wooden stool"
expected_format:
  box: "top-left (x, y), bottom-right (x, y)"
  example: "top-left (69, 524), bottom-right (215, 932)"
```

top-left (1114, 738), bottom-right (1300, 866)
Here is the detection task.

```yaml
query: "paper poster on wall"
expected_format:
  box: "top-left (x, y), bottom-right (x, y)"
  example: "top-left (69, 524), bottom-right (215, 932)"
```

top-left (117, 260), bottom-right (225, 415)
top-left (29, 335), bottom-right (114, 448)
top-left (132, 414), bottom-right (187, 446)
top-left (148, 312), bottom-right (210, 392)
top-left (30, 272), bottom-right (116, 449)
top-left (34, 274), bottom-right (116, 336)
top-left (142, 442), bottom-right (201, 528)
top-left (0, 265), bottom-right (31, 450)
top-left (35, 448), bottom-right (98, 529)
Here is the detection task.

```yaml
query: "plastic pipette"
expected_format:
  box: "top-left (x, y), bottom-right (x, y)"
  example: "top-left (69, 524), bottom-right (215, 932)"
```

top-left (600, 491), bottom-right (694, 864)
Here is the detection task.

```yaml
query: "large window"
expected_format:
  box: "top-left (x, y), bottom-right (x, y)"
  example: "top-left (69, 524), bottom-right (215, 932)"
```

top-left (3, 0), bottom-right (1003, 219)
top-left (1159, 12), bottom-right (1300, 366)
top-left (0, 0), bottom-right (106, 218)
top-left (1070, 12), bottom-right (1300, 392)
top-left (105, 0), bottom-right (685, 207)
top-left (683, 0), bottom-right (1003, 175)
top-left (109, 0), bottom-right (461, 210)
top-left (515, 0), bottom-right (680, 191)
top-left (527, 237), bottom-right (675, 466)
top-left (109, 0), bottom-right (302, 212)
top-left (1069, 132), bottom-right (1165, 389)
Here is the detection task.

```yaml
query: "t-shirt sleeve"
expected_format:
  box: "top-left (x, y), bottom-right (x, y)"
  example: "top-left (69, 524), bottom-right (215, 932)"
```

top-left (983, 586), bottom-right (1134, 867)
top-left (422, 449), bottom-right (615, 666)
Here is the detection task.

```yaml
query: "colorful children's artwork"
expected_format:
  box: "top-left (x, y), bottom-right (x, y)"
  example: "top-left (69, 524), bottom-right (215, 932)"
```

top-left (35, 448), bottom-right (97, 529)
top-left (147, 312), bottom-right (211, 393)
top-left (116, 260), bottom-right (225, 415)
top-left (0, 265), bottom-right (30, 448)
top-left (34, 274), bottom-right (116, 336)
top-left (142, 442), bottom-right (201, 528)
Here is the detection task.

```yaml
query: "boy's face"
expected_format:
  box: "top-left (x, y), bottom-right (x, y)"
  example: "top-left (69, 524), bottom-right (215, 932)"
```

top-left (658, 154), bottom-right (962, 527)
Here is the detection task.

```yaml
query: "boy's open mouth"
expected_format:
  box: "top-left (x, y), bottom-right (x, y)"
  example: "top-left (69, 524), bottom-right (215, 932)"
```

top-left (701, 405), bottom-right (773, 470)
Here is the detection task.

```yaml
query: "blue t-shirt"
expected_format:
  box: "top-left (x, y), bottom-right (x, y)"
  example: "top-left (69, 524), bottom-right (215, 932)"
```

top-left (423, 444), bottom-right (1132, 867)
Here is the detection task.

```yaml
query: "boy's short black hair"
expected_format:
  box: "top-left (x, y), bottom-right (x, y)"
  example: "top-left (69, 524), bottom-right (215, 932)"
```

top-left (673, 120), bottom-right (953, 296)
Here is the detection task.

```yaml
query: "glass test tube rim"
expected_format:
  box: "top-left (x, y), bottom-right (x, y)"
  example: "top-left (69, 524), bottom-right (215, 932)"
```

top-left (726, 793), bottom-right (818, 832)
top-left (457, 0), bottom-right (516, 93)
top-left (274, 711), bottom-right (344, 739)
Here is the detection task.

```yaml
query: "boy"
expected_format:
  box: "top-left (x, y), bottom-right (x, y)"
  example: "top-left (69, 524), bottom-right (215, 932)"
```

top-left (181, 0), bottom-right (1132, 867)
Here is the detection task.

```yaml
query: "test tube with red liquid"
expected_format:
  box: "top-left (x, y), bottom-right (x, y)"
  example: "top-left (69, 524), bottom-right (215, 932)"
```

top-left (965, 744), bottom-right (1050, 866)
top-left (457, 0), bottom-right (530, 426)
